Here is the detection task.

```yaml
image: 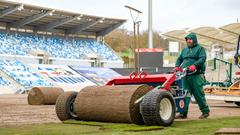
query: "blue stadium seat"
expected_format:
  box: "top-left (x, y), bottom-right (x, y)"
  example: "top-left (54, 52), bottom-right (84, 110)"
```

top-left (0, 32), bottom-right (121, 61)
top-left (0, 76), bottom-right (11, 86)
top-left (85, 40), bottom-right (120, 60)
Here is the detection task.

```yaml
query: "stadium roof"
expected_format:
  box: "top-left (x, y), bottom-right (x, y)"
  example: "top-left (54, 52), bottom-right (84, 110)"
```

top-left (162, 23), bottom-right (240, 49)
top-left (0, 0), bottom-right (126, 37)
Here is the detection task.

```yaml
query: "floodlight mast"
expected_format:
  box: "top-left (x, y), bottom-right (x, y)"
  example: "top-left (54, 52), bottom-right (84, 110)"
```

top-left (148, 0), bottom-right (153, 48)
top-left (136, 21), bottom-right (142, 74)
top-left (124, 5), bottom-right (142, 72)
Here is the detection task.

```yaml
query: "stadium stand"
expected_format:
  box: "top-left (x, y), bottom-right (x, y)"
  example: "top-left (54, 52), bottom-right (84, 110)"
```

top-left (0, 60), bottom-right (51, 88)
top-left (0, 1), bottom-right (125, 93)
top-left (0, 76), bottom-right (11, 86)
top-left (0, 32), bottom-right (28, 55)
top-left (85, 40), bottom-right (121, 61)
top-left (0, 32), bottom-right (121, 61)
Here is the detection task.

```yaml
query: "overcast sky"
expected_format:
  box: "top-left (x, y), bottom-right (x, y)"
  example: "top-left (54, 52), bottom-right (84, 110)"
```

top-left (10, 0), bottom-right (240, 32)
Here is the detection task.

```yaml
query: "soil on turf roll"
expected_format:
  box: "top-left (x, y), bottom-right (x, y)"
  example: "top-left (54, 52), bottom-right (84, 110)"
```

top-left (28, 87), bottom-right (64, 105)
top-left (74, 85), bottom-right (152, 124)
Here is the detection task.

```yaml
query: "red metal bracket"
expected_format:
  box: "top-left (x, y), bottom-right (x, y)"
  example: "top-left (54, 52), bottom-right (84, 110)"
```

top-left (129, 71), bottom-right (138, 79)
top-left (139, 71), bottom-right (147, 79)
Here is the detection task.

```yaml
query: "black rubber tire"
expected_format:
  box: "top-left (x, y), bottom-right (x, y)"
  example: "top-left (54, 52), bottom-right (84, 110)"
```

top-left (140, 89), bottom-right (176, 126)
top-left (55, 91), bottom-right (78, 121)
top-left (235, 102), bottom-right (240, 106)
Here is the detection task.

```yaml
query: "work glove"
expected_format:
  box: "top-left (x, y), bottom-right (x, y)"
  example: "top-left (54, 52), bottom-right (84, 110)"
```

top-left (173, 66), bottom-right (182, 72)
top-left (188, 65), bottom-right (196, 72)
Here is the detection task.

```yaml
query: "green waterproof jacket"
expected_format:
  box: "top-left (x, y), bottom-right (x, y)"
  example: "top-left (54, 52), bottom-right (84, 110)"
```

top-left (175, 32), bottom-right (206, 74)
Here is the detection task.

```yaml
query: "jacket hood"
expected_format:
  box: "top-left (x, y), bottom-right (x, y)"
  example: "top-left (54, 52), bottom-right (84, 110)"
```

top-left (185, 32), bottom-right (198, 47)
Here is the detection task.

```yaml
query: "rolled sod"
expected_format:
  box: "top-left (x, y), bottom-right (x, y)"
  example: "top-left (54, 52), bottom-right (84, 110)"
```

top-left (74, 85), bottom-right (152, 124)
top-left (28, 87), bottom-right (64, 105)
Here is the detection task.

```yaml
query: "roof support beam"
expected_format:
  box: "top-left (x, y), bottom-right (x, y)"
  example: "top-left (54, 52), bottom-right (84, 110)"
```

top-left (75, 31), bottom-right (96, 36)
top-left (37, 15), bottom-right (81, 31)
top-left (97, 21), bottom-right (125, 36)
top-left (190, 31), bottom-right (235, 45)
top-left (64, 31), bottom-right (96, 36)
top-left (219, 27), bottom-right (240, 36)
top-left (0, 4), bottom-right (23, 18)
top-left (10, 10), bottom-right (54, 28)
top-left (162, 34), bottom-right (186, 43)
top-left (163, 34), bottom-right (209, 48)
top-left (66, 19), bottom-right (101, 34)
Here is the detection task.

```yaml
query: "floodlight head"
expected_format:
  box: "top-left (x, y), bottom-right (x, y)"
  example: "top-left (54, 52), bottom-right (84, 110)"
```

top-left (77, 17), bottom-right (81, 20)
top-left (99, 18), bottom-right (105, 23)
top-left (48, 10), bottom-right (55, 16)
top-left (17, 4), bottom-right (24, 11)
top-left (76, 14), bottom-right (83, 20)
top-left (124, 5), bottom-right (142, 14)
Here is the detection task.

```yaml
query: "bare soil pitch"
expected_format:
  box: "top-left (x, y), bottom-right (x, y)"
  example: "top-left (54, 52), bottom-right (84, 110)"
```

top-left (0, 94), bottom-right (239, 126)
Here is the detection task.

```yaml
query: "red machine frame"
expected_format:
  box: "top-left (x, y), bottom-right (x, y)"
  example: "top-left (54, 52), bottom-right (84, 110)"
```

top-left (106, 71), bottom-right (176, 91)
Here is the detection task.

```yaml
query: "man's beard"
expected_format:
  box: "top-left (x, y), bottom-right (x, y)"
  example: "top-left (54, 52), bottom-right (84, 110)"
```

top-left (187, 43), bottom-right (194, 48)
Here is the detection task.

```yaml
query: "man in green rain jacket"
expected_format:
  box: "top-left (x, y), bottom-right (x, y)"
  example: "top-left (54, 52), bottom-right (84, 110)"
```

top-left (174, 32), bottom-right (210, 119)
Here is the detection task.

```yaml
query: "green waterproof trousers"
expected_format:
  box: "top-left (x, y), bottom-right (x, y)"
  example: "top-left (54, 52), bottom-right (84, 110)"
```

top-left (181, 74), bottom-right (210, 116)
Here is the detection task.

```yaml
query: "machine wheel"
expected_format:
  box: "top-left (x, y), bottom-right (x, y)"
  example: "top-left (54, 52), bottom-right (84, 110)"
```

top-left (235, 102), bottom-right (240, 106)
top-left (140, 89), bottom-right (176, 126)
top-left (55, 91), bottom-right (78, 121)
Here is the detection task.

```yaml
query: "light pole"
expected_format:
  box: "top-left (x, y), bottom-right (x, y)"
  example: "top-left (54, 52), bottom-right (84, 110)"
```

top-left (148, 0), bottom-right (153, 48)
top-left (136, 21), bottom-right (142, 74)
top-left (124, 5), bottom-right (142, 71)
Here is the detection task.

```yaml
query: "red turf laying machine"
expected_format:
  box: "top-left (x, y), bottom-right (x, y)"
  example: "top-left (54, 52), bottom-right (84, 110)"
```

top-left (55, 69), bottom-right (190, 126)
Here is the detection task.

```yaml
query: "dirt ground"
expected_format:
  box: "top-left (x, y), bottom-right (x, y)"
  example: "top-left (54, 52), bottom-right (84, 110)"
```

top-left (0, 94), bottom-right (239, 126)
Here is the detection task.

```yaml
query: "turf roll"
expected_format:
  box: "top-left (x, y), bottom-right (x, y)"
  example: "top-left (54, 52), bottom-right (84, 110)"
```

top-left (28, 87), bottom-right (64, 105)
top-left (74, 85), bottom-right (152, 124)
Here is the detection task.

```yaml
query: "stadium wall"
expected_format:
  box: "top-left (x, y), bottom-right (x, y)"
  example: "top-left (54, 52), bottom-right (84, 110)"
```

top-left (50, 58), bottom-right (94, 67)
top-left (0, 55), bottom-right (41, 64)
top-left (101, 60), bottom-right (124, 68)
